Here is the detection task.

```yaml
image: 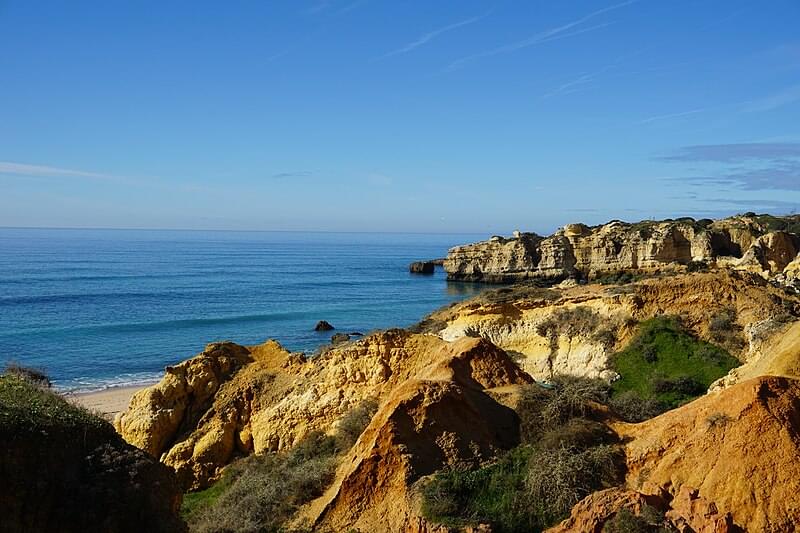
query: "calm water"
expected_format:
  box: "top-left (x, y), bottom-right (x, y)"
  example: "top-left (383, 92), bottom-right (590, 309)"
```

top-left (0, 229), bottom-right (486, 391)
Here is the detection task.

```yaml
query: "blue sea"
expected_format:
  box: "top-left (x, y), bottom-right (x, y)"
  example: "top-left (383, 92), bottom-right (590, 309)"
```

top-left (0, 229), bottom-right (486, 392)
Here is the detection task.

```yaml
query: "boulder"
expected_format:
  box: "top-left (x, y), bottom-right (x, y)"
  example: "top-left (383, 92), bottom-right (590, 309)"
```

top-left (410, 261), bottom-right (435, 274)
top-left (331, 333), bottom-right (351, 344)
top-left (315, 320), bottom-right (335, 331)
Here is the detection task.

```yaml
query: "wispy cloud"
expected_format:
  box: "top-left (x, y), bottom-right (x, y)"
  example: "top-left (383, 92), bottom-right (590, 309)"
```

top-left (445, 0), bottom-right (637, 71)
top-left (383, 14), bottom-right (486, 58)
top-left (744, 83), bottom-right (800, 113)
top-left (659, 142), bottom-right (800, 192)
top-left (272, 171), bottom-right (313, 179)
top-left (659, 142), bottom-right (800, 162)
top-left (0, 162), bottom-right (124, 182)
top-left (637, 107), bottom-right (708, 125)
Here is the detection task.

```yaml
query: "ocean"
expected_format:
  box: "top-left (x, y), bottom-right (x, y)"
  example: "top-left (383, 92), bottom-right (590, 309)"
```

top-left (0, 228), bottom-right (486, 392)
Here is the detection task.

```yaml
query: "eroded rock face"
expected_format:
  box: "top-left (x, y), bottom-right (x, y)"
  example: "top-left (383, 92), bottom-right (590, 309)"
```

top-left (430, 270), bottom-right (799, 381)
top-left (444, 215), bottom-right (800, 283)
top-left (616, 376), bottom-right (800, 532)
top-left (116, 330), bottom-right (531, 491)
top-left (304, 337), bottom-right (531, 533)
top-left (546, 487), bottom-right (739, 533)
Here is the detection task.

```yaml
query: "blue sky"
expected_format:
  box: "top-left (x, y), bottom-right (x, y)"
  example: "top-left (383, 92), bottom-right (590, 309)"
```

top-left (1, 0), bottom-right (799, 234)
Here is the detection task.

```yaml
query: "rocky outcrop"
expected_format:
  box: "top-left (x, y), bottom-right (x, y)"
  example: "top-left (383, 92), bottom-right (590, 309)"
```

top-left (428, 270), bottom-right (799, 381)
top-left (302, 337), bottom-right (530, 533)
top-left (315, 320), bottom-right (335, 331)
top-left (410, 261), bottom-right (436, 274)
top-left (546, 487), bottom-right (739, 533)
top-left (1, 375), bottom-right (184, 533)
top-left (616, 376), bottom-right (800, 531)
top-left (444, 214), bottom-right (800, 283)
top-left (116, 330), bottom-right (531, 491)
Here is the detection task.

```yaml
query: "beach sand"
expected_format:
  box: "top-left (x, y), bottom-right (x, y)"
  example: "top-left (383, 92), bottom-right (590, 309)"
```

top-left (67, 385), bottom-right (148, 420)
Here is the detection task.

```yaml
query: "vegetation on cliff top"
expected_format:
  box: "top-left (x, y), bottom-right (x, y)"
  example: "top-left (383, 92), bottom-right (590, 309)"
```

top-left (0, 370), bottom-right (110, 437)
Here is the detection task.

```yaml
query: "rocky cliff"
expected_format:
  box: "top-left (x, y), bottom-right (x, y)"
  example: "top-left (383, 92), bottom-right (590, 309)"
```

top-left (445, 214), bottom-right (800, 283)
top-left (111, 253), bottom-right (800, 531)
top-left (116, 330), bottom-right (531, 492)
top-left (426, 270), bottom-right (800, 382)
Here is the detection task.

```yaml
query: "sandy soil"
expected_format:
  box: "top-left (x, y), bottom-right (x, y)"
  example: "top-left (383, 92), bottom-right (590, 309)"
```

top-left (67, 384), bottom-right (148, 420)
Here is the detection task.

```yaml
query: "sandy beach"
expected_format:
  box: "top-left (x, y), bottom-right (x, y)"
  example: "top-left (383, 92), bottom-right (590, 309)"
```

top-left (67, 384), bottom-right (148, 420)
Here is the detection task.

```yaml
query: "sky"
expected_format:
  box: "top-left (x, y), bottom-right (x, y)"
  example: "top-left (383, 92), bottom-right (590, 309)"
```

top-left (1, 0), bottom-right (799, 234)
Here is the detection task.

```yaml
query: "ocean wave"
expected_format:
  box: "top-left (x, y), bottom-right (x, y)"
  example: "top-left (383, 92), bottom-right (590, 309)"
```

top-left (55, 371), bottom-right (163, 394)
top-left (0, 290), bottom-right (207, 306)
top-left (4, 310), bottom-right (317, 337)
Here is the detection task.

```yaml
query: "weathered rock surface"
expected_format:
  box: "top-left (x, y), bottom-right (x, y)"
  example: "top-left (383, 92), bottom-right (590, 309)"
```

top-left (428, 270), bottom-right (799, 381)
top-left (1, 376), bottom-right (184, 533)
top-left (445, 214), bottom-right (800, 283)
top-left (314, 320), bottom-right (335, 331)
top-left (546, 487), bottom-right (740, 533)
top-left (116, 330), bottom-right (530, 491)
top-left (616, 376), bottom-right (800, 531)
top-left (410, 261), bottom-right (436, 274)
top-left (302, 337), bottom-right (531, 532)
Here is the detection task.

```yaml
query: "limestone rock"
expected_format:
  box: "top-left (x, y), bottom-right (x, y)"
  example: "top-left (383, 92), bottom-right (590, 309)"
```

top-left (116, 330), bottom-right (531, 491)
top-left (546, 487), bottom-right (739, 533)
top-left (444, 215), bottom-right (800, 283)
top-left (410, 261), bottom-right (436, 274)
top-left (432, 270), bottom-right (799, 381)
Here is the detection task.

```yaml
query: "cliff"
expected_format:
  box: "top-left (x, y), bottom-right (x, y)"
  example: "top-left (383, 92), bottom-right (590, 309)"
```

top-left (110, 251), bottom-right (800, 530)
top-left (426, 269), bottom-right (800, 383)
top-left (116, 331), bottom-right (531, 492)
top-left (445, 214), bottom-right (800, 283)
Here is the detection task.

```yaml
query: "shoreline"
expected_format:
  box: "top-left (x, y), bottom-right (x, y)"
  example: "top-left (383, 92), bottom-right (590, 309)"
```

top-left (66, 383), bottom-right (152, 420)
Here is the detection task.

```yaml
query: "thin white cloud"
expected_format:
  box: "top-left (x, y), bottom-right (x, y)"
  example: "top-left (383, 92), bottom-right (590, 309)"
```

top-left (445, 0), bottom-right (637, 71)
top-left (637, 107), bottom-right (708, 125)
top-left (0, 162), bottom-right (123, 182)
top-left (383, 14), bottom-right (486, 58)
top-left (744, 84), bottom-right (800, 113)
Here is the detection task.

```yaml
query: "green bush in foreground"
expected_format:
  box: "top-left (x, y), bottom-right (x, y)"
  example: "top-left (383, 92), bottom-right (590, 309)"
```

top-left (0, 373), bottom-right (109, 436)
top-left (611, 317), bottom-right (739, 410)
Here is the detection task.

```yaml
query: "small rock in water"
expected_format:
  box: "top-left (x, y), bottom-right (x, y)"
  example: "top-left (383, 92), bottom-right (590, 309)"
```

top-left (409, 261), bottom-right (435, 274)
top-left (314, 320), bottom-right (335, 331)
top-left (331, 333), bottom-right (351, 344)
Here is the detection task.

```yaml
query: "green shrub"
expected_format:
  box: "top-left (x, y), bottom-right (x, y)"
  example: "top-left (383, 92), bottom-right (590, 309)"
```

top-left (603, 506), bottom-right (675, 532)
top-left (334, 398), bottom-right (378, 452)
top-left (4, 362), bottom-right (51, 388)
top-left (610, 317), bottom-right (739, 409)
top-left (609, 391), bottom-right (665, 423)
top-left (422, 376), bottom-right (625, 532)
top-left (0, 374), bottom-right (109, 435)
top-left (517, 376), bottom-right (609, 444)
